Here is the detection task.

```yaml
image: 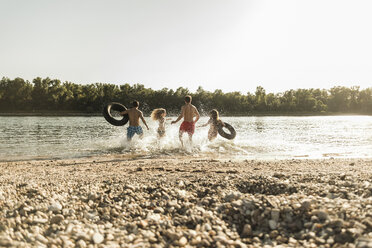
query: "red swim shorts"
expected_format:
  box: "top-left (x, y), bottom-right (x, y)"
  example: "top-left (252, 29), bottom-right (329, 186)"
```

top-left (180, 121), bottom-right (195, 134)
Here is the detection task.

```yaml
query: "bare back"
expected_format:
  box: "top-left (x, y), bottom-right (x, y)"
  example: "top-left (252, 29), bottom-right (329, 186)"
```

top-left (126, 108), bottom-right (143, 126)
top-left (182, 104), bottom-right (198, 122)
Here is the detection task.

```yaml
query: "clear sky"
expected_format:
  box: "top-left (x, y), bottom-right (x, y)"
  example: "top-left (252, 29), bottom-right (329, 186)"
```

top-left (1, 0), bottom-right (371, 93)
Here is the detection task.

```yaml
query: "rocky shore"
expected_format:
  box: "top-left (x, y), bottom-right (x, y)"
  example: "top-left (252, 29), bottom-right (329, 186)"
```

top-left (0, 157), bottom-right (371, 247)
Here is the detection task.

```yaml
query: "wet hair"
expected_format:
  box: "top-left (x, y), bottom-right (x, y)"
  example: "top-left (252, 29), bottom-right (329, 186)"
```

top-left (151, 108), bottom-right (166, 121)
top-left (210, 109), bottom-right (220, 120)
top-left (185, 95), bottom-right (192, 103)
top-left (132, 100), bottom-right (139, 107)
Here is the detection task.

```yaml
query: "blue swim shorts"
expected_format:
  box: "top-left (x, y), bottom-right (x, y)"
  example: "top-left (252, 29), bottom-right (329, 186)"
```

top-left (127, 126), bottom-right (143, 140)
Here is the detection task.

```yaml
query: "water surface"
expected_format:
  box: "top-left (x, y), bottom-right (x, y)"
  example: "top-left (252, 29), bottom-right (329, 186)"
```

top-left (0, 116), bottom-right (371, 161)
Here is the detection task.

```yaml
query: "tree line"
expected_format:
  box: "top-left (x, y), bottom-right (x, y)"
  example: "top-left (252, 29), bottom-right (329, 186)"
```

top-left (0, 77), bottom-right (371, 115)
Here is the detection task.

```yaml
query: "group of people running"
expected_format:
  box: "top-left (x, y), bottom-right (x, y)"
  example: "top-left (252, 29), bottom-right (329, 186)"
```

top-left (120, 95), bottom-right (224, 146)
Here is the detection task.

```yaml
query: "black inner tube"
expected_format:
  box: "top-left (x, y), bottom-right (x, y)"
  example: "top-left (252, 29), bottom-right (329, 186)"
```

top-left (218, 122), bottom-right (236, 140)
top-left (103, 102), bottom-right (129, 126)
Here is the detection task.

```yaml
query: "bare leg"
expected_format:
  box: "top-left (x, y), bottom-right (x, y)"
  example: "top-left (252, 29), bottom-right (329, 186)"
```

top-left (208, 130), bottom-right (217, 142)
top-left (188, 133), bottom-right (193, 145)
top-left (179, 131), bottom-right (184, 147)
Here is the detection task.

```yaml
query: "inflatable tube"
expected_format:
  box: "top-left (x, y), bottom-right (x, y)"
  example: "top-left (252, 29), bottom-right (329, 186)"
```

top-left (103, 102), bottom-right (129, 126)
top-left (218, 122), bottom-right (236, 140)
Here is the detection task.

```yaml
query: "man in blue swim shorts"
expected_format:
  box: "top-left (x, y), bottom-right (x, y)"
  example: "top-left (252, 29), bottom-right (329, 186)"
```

top-left (120, 101), bottom-right (149, 141)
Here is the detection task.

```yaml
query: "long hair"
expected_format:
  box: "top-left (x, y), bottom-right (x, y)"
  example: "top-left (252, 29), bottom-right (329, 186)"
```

top-left (151, 108), bottom-right (166, 121)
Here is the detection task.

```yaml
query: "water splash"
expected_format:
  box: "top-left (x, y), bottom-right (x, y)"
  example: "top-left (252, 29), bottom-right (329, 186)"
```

top-left (1, 116), bottom-right (371, 161)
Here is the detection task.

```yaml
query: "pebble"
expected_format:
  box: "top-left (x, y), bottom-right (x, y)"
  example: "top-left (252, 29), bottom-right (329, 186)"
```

top-left (0, 236), bottom-right (13, 247)
top-left (76, 239), bottom-right (87, 248)
top-left (50, 214), bottom-right (64, 224)
top-left (224, 192), bottom-right (241, 202)
top-left (178, 236), bottom-right (188, 246)
top-left (154, 207), bottom-right (164, 214)
top-left (269, 220), bottom-right (278, 230)
top-left (241, 224), bottom-right (252, 237)
top-left (271, 209), bottom-right (280, 222)
top-left (312, 210), bottom-right (329, 220)
top-left (92, 233), bottom-right (104, 244)
top-left (1, 158), bottom-right (371, 248)
top-left (203, 223), bottom-right (212, 231)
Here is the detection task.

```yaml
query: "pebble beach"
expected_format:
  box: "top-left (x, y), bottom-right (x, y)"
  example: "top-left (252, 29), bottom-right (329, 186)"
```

top-left (0, 156), bottom-right (371, 247)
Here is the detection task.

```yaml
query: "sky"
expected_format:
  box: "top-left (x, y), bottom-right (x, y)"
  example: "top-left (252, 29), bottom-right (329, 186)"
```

top-left (1, 0), bottom-right (371, 93)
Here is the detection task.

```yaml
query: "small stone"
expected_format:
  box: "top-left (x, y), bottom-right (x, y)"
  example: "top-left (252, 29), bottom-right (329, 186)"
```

top-left (326, 238), bottom-right (334, 244)
top-left (271, 209), bottom-right (280, 222)
top-left (179, 236), bottom-right (188, 246)
top-left (0, 236), bottom-right (13, 247)
top-left (232, 199), bottom-right (243, 207)
top-left (50, 214), bottom-right (64, 224)
top-left (224, 192), bottom-right (241, 202)
top-left (165, 230), bottom-right (180, 240)
top-left (84, 212), bottom-right (97, 220)
top-left (301, 201), bottom-right (312, 211)
top-left (269, 220), bottom-right (277, 230)
top-left (362, 218), bottom-right (372, 229)
top-left (92, 233), bottom-right (104, 244)
top-left (312, 210), bottom-right (328, 221)
top-left (188, 230), bottom-right (197, 237)
top-left (335, 231), bottom-right (354, 244)
top-left (36, 234), bottom-right (48, 244)
top-left (147, 213), bottom-right (161, 222)
top-left (106, 233), bottom-right (114, 241)
top-left (241, 224), bottom-right (252, 237)
top-left (89, 192), bottom-right (98, 201)
top-left (76, 239), bottom-right (87, 248)
top-left (76, 232), bottom-right (90, 241)
top-left (139, 220), bottom-right (148, 228)
top-left (154, 207), bottom-right (164, 214)
top-left (269, 230), bottom-right (279, 239)
top-left (48, 202), bottom-right (62, 212)
top-left (330, 219), bottom-right (344, 228)
top-left (355, 237), bottom-right (372, 248)
top-left (33, 218), bottom-right (48, 224)
top-left (203, 223), bottom-right (212, 231)
top-left (176, 189), bottom-right (187, 198)
top-left (178, 181), bottom-right (185, 187)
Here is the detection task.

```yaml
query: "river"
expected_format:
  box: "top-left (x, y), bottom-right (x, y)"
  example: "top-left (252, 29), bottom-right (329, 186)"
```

top-left (0, 116), bottom-right (371, 161)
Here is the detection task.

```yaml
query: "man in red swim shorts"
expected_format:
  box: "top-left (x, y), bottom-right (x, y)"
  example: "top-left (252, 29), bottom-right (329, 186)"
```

top-left (171, 95), bottom-right (200, 147)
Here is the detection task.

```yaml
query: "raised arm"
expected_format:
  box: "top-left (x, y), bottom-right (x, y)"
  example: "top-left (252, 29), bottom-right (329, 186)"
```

top-left (199, 118), bottom-right (211, 127)
top-left (140, 112), bottom-right (149, 130)
top-left (171, 106), bottom-right (184, 124)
